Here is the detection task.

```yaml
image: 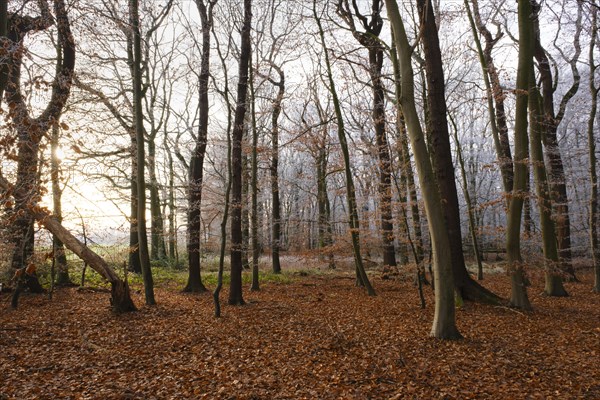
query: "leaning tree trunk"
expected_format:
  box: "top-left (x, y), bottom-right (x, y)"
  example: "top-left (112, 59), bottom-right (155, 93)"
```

top-left (229, 0), bottom-right (252, 306)
top-left (467, 0), bottom-right (514, 195)
top-left (0, 175), bottom-right (136, 312)
top-left (386, 0), bottom-right (461, 339)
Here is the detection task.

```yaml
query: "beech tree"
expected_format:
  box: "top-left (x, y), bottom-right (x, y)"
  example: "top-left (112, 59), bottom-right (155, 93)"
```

top-left (385, 0), bottom-right (460, 339)
top-left (3, 0), bottom-right (73, 292)
top-left (506, 0), bottom-right (535, 310)
top-left (184, 0), bottom-right (216, 293)
top-left (337, 0), bottom-right (397, 268)
top-left (314, 0), bottom-right (375, 296)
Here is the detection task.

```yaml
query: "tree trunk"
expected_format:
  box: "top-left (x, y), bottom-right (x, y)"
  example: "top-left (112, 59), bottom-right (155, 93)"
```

top-left (507, 0), bottom-right (534, 311)
top-left (416, 0), bottom-right (499, 304)
top-left (314, 0), bottom-right (375, 296)
top-left (269, 65), bottom-right (284, 274)
top-left (337, 0), bottom-right (397, 268)
top-left (0, 175), bottom-right (136, 312)
top-left (588, 2), bottom-right (600, 293)
top-left (148, 139), bottom-right (166, 261)
top-left (528, 72), bottom-right (568, 297)
top-left (386, 0), bottom-right (461, 339)
top-left (130, 0), bottom-right (155, 305)
top-left (229, 0), bottom-right (252, 306)
top-left (128, 137), bottom-right (141, 273)
top-left (449, 115), bottom-right (484, 280)
top-left (184, 0), bottom-right (214, 293)
top-left (468, 0), bottom-right (514, 195)
top-left (4, 0), bottom-right (72, 294)
top-left (51, 121), bottom-right (71, 286)
top-left (532, 0), bottom-right (581, 281)
top-left (249, 65), bottom-right (260, 291)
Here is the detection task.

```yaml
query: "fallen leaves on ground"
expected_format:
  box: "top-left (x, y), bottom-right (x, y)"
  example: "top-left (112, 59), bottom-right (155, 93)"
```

top-left (1, 269), bottom-right (599, 399)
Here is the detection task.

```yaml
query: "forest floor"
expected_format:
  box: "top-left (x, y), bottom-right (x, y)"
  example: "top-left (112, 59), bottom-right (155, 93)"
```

top-left (1, 262), bottom-right (599, 400)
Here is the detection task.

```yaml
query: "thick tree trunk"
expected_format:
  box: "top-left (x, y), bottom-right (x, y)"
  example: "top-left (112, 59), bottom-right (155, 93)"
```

top-left (128, 141), bottom-right (141, 273)
top-left (5, 0), bottom-right (72, 294)
top-left (184, 1), bottom-right (214, 293)
top-left (386, 0), bottom-right (460, 339)
top-left (417, 0), bottom-right (500, 304)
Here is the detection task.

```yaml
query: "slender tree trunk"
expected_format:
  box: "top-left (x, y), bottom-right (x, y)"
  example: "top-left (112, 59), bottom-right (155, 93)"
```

top-left (148, 139), bottom-right (166, 260)
top-left (314, 0), bottom-right (375, 296)
top-left (128, 136), bottom-right (141, 273)
top-left (386, 0), bottom-right (461, 339)
top-left (337, 0), bottom-right (397, 268)
top-left (528, 72), bottom-right (568, 297)
top-left (229, 0), bottom-right (252, 306)
top-left (249, 62), bottom-right (260, 291)
top-left (588, 2), bottom-right (600, 293)
top-left (51, 121), bottom-right (71, 285)
top-left (449, 115), bottom-right (484, 280)
top-left (130, 0), bottom-right (155, 305)
top-left (164, 129), bottom-right (177, 260)
top-left (242, 151), bottom-right (250, 270)
top-left (532, 0), bottom-right (581, 281)
top-left (506, 0), bottom-right (534, 311)
top-left (269, 66), bottom-right (284, 274)
top-left (467, 0), bottom-right (514, 195)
